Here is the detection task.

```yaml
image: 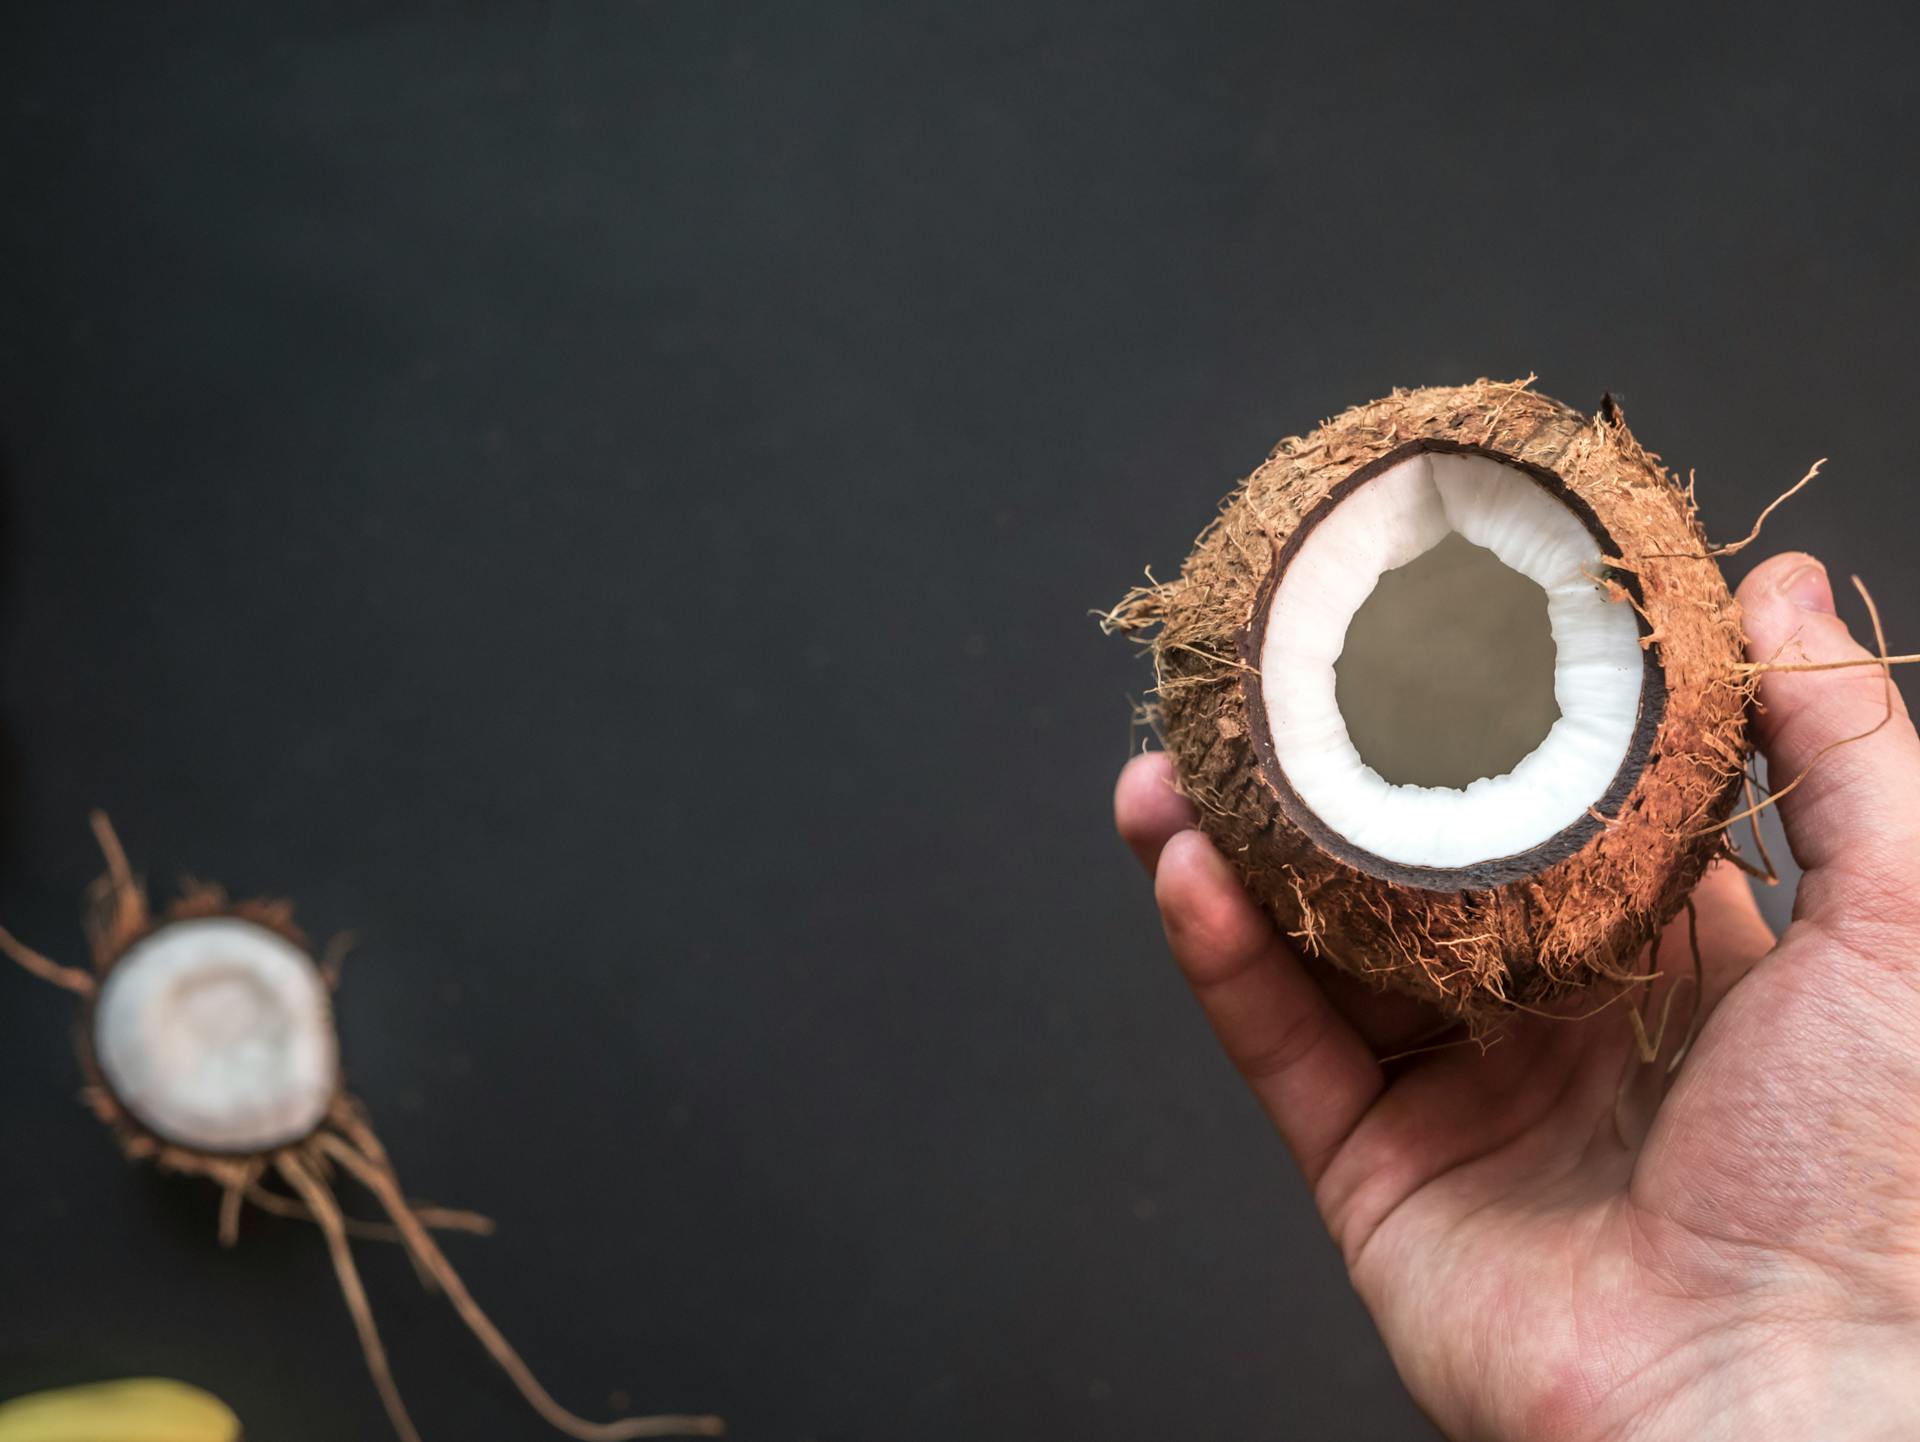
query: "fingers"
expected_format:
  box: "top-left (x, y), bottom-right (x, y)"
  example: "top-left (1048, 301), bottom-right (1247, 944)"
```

top-left (1117, 752), bottom-right (1442, 1052)
top-left (1736, 553), bottom-right (1920, 924)
top-left (1154, 830), bottom-right (1383, 1183)
top-left (1114, 751), bottom-right (1195, 874)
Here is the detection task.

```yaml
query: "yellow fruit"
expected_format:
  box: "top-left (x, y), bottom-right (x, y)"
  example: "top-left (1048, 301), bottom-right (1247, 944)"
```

top-left (0, 1378), bottom-right (239, 1442)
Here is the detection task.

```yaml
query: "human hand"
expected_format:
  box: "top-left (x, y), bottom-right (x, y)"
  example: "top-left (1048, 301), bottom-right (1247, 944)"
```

top-left (1115, 551), bottom-right (1920, 1442)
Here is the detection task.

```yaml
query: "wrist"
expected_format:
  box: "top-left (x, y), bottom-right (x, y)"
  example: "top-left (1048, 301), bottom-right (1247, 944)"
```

top-left (1605, 1314), bottom-right (1920, 1442)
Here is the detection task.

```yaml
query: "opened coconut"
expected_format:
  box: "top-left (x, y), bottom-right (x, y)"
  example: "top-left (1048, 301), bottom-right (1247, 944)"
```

top-left (1107, 381), bottom-right (1749, 1020)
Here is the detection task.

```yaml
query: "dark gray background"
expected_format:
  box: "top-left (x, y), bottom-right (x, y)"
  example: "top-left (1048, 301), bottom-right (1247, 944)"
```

top-left (0, 4), bottom-right (1909, 1439)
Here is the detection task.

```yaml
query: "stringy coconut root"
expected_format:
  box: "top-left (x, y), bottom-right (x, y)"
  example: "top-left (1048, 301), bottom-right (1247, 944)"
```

top-left (0, 815), bottom-right (723, 1442)
top-left (1106, 381), bottom-right (1753, 1023)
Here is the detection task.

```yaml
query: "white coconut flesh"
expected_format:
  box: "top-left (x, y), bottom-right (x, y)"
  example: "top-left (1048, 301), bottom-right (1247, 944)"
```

top-left (1261, 451), bottom-right (1644, 869)
top-left (92, 918), bottom-right (339, 1152)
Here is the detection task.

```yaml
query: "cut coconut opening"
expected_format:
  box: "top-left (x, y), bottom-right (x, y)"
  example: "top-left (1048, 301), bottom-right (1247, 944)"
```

top-left (1335, 533), bottom-right (1561, 789)
top-left (1260, 449), bottom-right (1644, 869)
top-left (92, 917), bottom-right (339, 1152)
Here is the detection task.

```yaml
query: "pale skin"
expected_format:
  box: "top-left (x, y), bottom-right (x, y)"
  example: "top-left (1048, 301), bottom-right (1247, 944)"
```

top-left (1114, 551), bottom-right (1920, 1441)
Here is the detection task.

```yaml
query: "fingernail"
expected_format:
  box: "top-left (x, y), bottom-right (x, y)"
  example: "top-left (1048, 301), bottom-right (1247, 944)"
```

top-left (1777, 560), bottom-right (1834, 614)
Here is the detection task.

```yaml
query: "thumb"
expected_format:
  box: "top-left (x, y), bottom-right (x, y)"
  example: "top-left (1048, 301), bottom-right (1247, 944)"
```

top-left (1735, 551), bottom-right (1920, 923)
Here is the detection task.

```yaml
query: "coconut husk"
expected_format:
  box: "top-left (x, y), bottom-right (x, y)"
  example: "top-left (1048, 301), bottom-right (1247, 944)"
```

top-left (1108, 380), bottom-right (1749, 1022)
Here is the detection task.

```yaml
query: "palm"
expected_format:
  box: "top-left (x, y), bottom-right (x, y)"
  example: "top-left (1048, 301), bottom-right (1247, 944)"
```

top-left (1301, 879), bottom-right (1783, 1440)
top-left (1113, 549), bottom-right (1920, 1441)
top-left (1347, 903), bottom-right (1920, 1441)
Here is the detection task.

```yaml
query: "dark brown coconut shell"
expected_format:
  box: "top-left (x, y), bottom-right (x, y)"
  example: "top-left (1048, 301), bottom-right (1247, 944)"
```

top-left (1109, 381), bottom-right (1749, 1020)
